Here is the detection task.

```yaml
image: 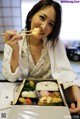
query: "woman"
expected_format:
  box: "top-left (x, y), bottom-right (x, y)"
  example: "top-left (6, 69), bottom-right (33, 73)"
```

top-left (2, 0), bottom-right (80, 113)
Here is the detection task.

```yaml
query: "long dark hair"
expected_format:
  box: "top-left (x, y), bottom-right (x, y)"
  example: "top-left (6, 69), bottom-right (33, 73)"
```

top-left (25, 0), bottom-right (62, 47)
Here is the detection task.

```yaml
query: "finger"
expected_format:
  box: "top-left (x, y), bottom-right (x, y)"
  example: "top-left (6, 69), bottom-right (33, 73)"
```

top-left (6, 34), bottom-right (22, 47)
top-left (10, 34), bottom-right (22, 42)
top-left (7, 31), bottom-right (17, 39)
top-left (6, 39), bottom-right (19, 48)
top-left (3, 30), bottom-right (17, 42)
top-left (70, 103), bottom-right (76, 109)
top-left (69, 103), bottom-right (80, 114)
top-left (5, 33), bottom-right (22, 43)
top-left (69, 102), bottom-right (78, 113)
top-left (69, 107), bottom-right (80, 113)
top-left (5, 30), bottom-right (17, 35)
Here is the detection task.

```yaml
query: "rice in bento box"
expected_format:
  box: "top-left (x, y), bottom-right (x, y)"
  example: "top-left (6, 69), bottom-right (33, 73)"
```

top-left (36, 81), bottom-right (58, 91)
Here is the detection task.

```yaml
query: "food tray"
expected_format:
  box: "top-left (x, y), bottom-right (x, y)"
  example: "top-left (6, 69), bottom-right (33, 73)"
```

top-left (12, 78), bottom-right (67, 106)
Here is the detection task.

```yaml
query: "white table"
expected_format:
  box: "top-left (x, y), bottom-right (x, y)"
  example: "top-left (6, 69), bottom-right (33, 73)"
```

top-left (0, 82), bottom-right (20, 119)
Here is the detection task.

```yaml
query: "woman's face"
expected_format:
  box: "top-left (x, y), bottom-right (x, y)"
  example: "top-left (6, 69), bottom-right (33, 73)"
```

top-left (30, 6), bottom-right (56, 39)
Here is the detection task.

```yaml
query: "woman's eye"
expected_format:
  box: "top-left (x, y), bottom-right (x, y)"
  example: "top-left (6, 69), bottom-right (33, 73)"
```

top-left (49, 23), bottom-right (54, 28)
top-left (39, 15), bottom-right (45, 20)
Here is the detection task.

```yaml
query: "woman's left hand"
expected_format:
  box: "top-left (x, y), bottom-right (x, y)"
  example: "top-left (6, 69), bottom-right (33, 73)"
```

top-left (69, 100), bottom-right (80, 114)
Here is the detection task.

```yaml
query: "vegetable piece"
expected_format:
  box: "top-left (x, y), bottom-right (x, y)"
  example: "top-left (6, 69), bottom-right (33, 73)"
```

top-left (26, 98), bottom-right (32, 105)
top-left (29, 80), bottom-right (34, 87)
top-left (40, 90), bottom-right (49, 97)
top-left (39, 96), bottom-right (47, 103)
top-left (19, 97), bottom-right (26, 104)
top-left (47, 96), bottom-right (52, 103)
top-left (25, 82), bottom-right (30, 87)
top-left (22, 91), bottom-right (36, 98)
top-left (52, 97), bottom-right (62, 103)
top-left (23, 81), bottom-right (35, 91)
top-left (21, 91), bottom-right (28, 98)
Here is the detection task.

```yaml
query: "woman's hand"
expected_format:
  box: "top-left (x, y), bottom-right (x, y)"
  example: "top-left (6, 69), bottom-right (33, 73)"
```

top-left (69, 100), bottom-right (80, 114)
top-left (69, 86), bottom-right (80, 114)
top-left (3, 30), bottom-right (22, 51)
top-left (3, 30), bottom-right (22, 72)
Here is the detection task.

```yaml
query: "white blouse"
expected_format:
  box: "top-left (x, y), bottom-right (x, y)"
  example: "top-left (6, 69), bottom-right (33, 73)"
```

top-left (2, 37), bottom-right (80, 89)
top-left (21, 39), bottom-right (51, 79)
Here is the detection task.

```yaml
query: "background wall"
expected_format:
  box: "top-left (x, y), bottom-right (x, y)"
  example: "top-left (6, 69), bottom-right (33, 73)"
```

top-left (0, 0), bottom-right (22, 51)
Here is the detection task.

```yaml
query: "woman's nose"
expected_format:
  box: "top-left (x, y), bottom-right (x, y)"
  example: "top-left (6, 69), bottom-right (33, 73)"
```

top-left (41, 22), bottom-right (47, 31)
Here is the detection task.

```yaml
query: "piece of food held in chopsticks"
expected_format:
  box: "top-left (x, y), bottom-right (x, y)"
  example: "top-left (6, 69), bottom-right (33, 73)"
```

top-left (31, 28), bottom-right (40, 37)
top-left (21, 28), bottom-right (40, 38)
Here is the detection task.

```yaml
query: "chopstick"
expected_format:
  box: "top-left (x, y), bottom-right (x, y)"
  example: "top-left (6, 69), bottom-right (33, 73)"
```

top-left (22, 29), bottom-right (37, 33)
top-left (0, 33), bottom-right (5, 36)
top-left (0, 32), bottom-right (32, 36)
top-left (0, 31), bottom-right (32, 43)
top-left (0, 29), bottom-right (38, 36)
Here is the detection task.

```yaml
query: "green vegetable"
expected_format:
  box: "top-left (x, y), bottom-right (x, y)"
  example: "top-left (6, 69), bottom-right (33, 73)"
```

top-left (29, 81), bottom-right (34, 87)
top-left (23, 81), bottom-right (35, 91)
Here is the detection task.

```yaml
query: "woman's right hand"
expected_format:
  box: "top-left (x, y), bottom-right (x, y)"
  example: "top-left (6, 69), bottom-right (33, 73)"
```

top-left (3, 30), bottom-right (23, 72)
top-left (3, 30), bottom-right (22, 51)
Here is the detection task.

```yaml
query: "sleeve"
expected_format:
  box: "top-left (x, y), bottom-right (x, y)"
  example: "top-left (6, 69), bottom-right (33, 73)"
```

top-left (2, 44), bottom-right (22, 82)
top-left (54, 40), bottom-right (80, 89)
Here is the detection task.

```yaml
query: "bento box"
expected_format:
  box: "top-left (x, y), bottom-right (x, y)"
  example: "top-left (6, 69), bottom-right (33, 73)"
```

top-left (12, 78), bottom-right (67, 106)
top-left (8, 78), bottom-right (72, 119)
